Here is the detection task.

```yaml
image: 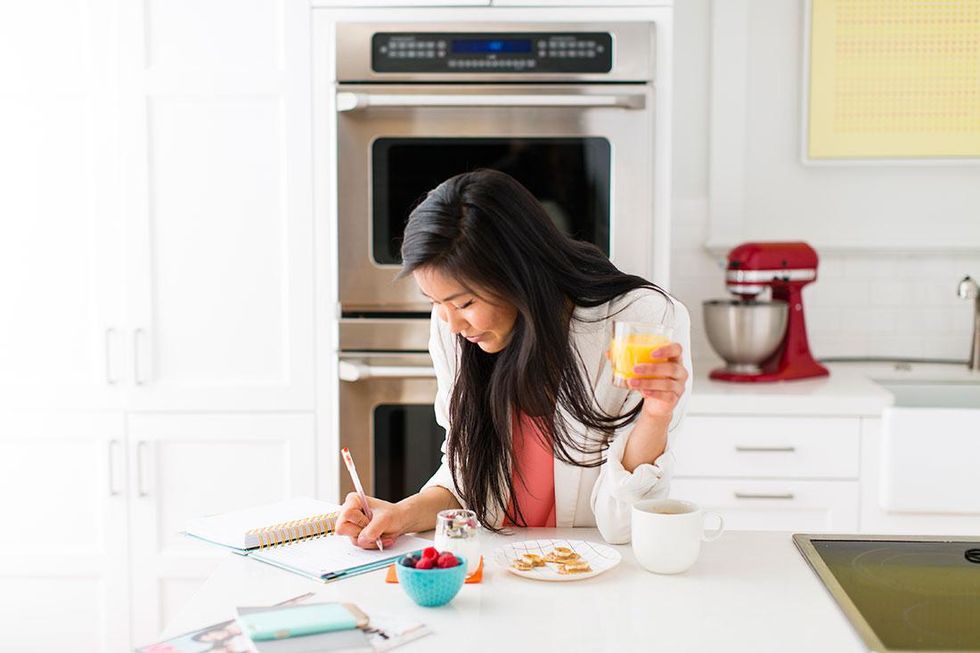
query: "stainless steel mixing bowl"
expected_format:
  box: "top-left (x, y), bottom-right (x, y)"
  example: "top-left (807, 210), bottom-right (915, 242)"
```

top-left (702, 300), bottom-right (789, 373)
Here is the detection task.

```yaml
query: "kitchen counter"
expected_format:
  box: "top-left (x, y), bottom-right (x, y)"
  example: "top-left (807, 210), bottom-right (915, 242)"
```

top-left (687, 361), bottom-right (978, 417)
top-left (687, 363), bottom-right (892, 416)
top-left (160, 529), bottom-right (864, 652)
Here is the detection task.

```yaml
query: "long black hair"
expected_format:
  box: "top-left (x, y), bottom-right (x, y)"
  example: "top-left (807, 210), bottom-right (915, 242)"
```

top-left (400, 169), bottom-right (670, 530)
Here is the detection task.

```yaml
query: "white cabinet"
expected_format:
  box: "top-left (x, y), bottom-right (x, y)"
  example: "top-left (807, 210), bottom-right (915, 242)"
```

top-left (859, 418), bottom-right (980, 536)
top-left (672, 415), bottom-right (861, 532)
top-left (128, 413), bottom-right (316, 645)
top-left (0, 411), bottom-right (315, 652)
top-left (0, 412), bottom-right (130, 652)
top-left (0, 1), bottom-right (125, 412)
top-left (671, 479), bottom-right (860, 532)
top-left (1, 0), bottom-right (315, 414)
top-left (672, 416), bottom-right (860, 479)
top-left (117, 0), bottom-right (315, 411)
top-left (0, 1), bottom-right (319, 646)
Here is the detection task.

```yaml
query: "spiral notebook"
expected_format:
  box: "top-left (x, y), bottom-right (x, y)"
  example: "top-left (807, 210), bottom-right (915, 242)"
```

top-left (184, 497), bottom-right (429, 582)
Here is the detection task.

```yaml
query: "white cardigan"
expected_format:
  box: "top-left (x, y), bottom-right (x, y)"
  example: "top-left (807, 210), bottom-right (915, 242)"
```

top-left (421, 288), bottom-right (693, 544)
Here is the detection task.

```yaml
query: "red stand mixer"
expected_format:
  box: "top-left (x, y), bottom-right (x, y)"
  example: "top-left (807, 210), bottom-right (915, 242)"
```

top-left (704, 242), bottom-right (829, 383)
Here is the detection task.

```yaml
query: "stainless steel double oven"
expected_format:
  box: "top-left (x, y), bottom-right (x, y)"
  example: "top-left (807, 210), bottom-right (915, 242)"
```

top-left (334, 20), bottom-right (658, 501)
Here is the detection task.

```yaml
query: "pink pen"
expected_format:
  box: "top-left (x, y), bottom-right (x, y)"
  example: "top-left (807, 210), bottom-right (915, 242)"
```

top-left (341, 448), bottom-right (384, 552)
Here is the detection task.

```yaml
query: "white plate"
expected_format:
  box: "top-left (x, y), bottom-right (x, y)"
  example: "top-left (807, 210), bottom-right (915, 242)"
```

top-left (493, 538), bottom-right (622, 582)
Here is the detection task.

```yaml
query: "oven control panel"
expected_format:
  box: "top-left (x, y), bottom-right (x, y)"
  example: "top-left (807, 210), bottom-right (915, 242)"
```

top-left (372, 32), bottom-right (613, 73)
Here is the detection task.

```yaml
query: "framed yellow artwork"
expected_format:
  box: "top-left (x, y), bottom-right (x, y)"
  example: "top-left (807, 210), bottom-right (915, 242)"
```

top-left (806, 0), bottom-right (980, 159)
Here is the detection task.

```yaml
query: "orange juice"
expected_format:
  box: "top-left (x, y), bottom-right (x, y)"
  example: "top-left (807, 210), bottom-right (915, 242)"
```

top-left (610, 333), bottom-right (672, 386)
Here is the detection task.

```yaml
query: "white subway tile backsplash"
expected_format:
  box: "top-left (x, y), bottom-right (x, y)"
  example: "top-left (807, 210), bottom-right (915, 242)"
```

top-left (867, 334), bottom-right (925, 358)
top-left (869, 280), bottom-right (910, 307)
top-left (913, 281), bottom-right (964, 307)
top-left (931, 337), bottom-right (971, 361)
top-left (805, 307), bottom-right (843, 333)
top-left (805, 279), bottom-right (871, 308)
top-left (809, 333), bottom-right (871, 358)
top-left (892, 256), bottom-right (960, 280)
top-left (844, 257), bottom-right (900, 279)
top-left (816, 256), bottom-right (847, 278)
top-left (851, 308), bottom-right (904, 333)
top-left (669, 204), bottom-right (976, 362)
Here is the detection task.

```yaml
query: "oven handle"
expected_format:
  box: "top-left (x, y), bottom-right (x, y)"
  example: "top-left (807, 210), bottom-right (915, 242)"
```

top-left (336, 92), bottom-right (645, 112)
top-left (339, 360), bottom-right (437, 382)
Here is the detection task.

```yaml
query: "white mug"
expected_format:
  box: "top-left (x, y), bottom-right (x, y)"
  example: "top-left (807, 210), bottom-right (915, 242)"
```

top-left (631, 498), bottom-right (724, 574)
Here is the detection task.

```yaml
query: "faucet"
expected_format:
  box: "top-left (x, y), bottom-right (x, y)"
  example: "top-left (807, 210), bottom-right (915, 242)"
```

top-left (958, 275), bottom-right (980, 371)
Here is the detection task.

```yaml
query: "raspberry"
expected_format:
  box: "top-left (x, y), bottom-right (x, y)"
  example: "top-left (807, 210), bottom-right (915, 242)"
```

top-left (415, 557), bottom-right (435, 569)
top-left (421, 546), bottom-right (439, 560)
top-left (436, 552), bottom-right (459, 569)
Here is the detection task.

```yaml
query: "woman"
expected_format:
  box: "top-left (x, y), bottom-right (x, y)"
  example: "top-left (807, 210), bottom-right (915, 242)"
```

top-left (336, 169), bottom-right (692, 545)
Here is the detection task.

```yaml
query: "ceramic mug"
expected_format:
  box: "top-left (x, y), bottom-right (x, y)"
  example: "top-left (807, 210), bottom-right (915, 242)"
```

top-left (631, 498), bottom-right (724, 574)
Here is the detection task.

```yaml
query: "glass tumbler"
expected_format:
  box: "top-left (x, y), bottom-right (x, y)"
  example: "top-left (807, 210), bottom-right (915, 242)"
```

top-left (433, 508), bottom-right (480, 576)
top-left (609, 321), bottom-right (674, 388)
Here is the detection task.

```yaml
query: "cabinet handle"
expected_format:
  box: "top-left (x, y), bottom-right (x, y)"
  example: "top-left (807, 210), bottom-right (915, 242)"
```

top-left (133, 328), bottom-right (145, 385)
top-left (734, 446), bottom-right (796, 453)
top-left (108, 439), bottom-right (121, 496)
top-left (104, 328), bottom-right (117, 385)
top-left (734, 492), bottom-right (795, 500)
top-left (137, 440), bottom-right (150, 497)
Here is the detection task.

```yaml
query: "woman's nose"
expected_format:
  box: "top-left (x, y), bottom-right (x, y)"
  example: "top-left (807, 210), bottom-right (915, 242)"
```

top-left (446, 311), bottom-right (468, 335)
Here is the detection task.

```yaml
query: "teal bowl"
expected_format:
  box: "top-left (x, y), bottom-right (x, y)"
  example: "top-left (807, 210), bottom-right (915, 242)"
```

top-left (395, 555), bottom-right (467, 607)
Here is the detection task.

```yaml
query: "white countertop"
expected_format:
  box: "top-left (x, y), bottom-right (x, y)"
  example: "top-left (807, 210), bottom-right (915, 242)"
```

top-left (687, 363), bottom-right (890, 416)
top-left (687, 361), bottom-right (978, 417)
top-left (161, 529), bottom-right (865, 653)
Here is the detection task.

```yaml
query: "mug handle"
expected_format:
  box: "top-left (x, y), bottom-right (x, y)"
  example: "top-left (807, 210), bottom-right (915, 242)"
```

top-left (701, 512), bottom-right (724, 542)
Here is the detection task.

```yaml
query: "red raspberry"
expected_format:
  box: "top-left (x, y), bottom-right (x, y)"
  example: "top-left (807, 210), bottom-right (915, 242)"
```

top-left (415, 557), bottom-right (435, 569)
top-left (421, 546), bottom-right (439, 560)
top-left (436, 553), bottom-right (459, 569)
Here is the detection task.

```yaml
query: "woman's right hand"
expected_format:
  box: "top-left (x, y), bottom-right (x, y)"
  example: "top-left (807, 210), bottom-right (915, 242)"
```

top-left (334, 492), bottom-right (406, 550)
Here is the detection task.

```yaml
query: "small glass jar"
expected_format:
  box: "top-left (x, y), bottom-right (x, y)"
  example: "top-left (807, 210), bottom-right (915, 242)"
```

top-left (433, 508), bottom-right (480, 576)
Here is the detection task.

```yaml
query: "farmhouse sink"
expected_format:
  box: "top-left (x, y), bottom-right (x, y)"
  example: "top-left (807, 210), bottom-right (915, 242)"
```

top-left (873, 377), bottom-right (980, 515)
top-left (875, 379), bottom-right (980, 409)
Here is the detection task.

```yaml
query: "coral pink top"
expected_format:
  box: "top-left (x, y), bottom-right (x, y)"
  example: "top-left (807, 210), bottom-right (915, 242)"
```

top-left (503, 412), bottom-right (556, 528)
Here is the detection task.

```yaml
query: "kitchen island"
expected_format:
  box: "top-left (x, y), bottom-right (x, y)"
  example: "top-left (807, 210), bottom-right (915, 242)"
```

top-left (160, 528), bottom-right (865, 652)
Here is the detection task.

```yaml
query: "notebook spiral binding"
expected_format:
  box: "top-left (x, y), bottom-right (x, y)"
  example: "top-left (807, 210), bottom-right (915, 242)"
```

top-left (246, 512), bottom-right (340, 549)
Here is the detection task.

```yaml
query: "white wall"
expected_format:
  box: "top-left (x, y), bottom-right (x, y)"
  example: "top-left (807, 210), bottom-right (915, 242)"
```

top-left (670, 0), bottom-right (980, 369)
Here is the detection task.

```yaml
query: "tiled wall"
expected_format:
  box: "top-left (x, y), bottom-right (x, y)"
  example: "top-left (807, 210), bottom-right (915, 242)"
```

top-left (669, 201), bottom-right (980, 370)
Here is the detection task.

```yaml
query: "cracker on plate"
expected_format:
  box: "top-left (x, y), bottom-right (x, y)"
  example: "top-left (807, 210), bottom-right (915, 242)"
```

top-left (511, 558), bottom-right (535, 571)
top-left (557, 560), bottom-right (592, 575)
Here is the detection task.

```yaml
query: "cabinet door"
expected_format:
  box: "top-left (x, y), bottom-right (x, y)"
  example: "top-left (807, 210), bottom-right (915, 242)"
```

top-left (860, 418), bottom-right (980, 535)
top-left (672, 416), bottom-right (860, 479)
top-left (127, 413), bottom-right (315, 645)
top-left (0, 1), bottom-right (125, 411)
top-left (670, 479), bottom-right (860, 533)
top-left (0, 412), bottom-right (129, 652)
top-left (119, 0), bottom-right (314, 411)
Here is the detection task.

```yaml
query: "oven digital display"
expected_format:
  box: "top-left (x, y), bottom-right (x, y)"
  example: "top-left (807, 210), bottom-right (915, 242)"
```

top-left (451, 38), bottom-right (532, 54)
top-left (372, 32), bottom-right (613, 74)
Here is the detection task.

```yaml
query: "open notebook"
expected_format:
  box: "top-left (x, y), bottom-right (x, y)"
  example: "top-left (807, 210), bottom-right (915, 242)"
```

top-left (184, 497), bottom-right (430, 582)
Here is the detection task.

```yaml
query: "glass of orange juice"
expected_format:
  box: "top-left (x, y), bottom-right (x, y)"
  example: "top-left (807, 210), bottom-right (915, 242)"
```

top-left (609, 321), bottom-right (674, 388)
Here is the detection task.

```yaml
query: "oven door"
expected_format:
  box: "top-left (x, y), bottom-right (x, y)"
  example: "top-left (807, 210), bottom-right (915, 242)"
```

top-left (336, 84), bottom-right (654, 311)
top-left (338, 353), bottom-right (445, 503)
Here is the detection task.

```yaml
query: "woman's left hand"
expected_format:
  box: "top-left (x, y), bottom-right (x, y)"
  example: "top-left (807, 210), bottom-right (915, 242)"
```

top-left (628, 342), bottom-right (688, 420)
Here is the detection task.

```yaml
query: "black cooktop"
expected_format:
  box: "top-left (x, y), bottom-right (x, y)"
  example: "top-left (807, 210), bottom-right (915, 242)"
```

top-left (794, 535), bottom-right (980, 652)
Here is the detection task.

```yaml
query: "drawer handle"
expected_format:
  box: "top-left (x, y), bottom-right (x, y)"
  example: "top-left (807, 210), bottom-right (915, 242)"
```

top-left (734, 446), bottom-right (796, 453)
top-left (734, 492), bottom-right (795, 500)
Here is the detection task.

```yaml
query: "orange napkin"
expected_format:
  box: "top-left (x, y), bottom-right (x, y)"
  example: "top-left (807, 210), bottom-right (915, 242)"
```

top-left (386, 556), bottom-right (484, 584)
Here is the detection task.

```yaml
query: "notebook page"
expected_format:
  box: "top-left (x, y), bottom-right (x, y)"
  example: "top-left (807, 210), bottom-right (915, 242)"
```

top-left (251, 534), bottom-right (430, 579)
top-left (185, 497), bottom-right (342, 551)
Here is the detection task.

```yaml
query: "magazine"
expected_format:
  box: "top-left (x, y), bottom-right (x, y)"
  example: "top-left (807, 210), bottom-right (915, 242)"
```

top-left (135, 594), bottom-right (429, 653)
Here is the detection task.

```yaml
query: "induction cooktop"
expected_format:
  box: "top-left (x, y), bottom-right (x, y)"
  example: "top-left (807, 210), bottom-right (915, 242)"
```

top-left (794, 534), bottom-right (980, 653)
